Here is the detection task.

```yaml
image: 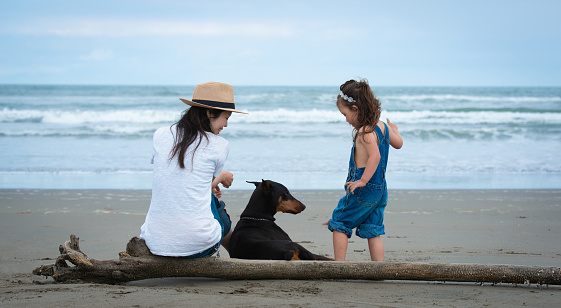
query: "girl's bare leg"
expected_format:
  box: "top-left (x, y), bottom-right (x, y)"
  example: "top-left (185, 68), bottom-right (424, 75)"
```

top-left (368, 236), bottom-right (384, 261)
top-left (333, 231), bottom-right (349, 261)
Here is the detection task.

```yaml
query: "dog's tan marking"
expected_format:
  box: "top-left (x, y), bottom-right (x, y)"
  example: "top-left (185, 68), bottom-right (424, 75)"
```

top-left (290, 249), bottom-right (301, 260)
top-left (276, 199), bottom-right (304, 213)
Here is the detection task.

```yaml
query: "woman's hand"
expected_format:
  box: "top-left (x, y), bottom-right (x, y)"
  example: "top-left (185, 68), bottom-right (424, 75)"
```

top-left (213, 185), bottom-right (222, 198)
top-left (345, 179), bottom-right (367, 194)
top-left (219, 170), bottom-right (233, 188)
top-left (212, 170), bottom-right (233, 199)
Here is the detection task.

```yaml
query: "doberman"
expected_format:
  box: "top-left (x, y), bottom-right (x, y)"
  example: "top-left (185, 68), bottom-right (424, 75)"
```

top-left (229, 180), bottom-right (332, 261)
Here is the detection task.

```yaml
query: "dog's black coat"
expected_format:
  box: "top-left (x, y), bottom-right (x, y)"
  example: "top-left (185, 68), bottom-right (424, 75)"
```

top-left (229, 180), bottom-right (331, 261)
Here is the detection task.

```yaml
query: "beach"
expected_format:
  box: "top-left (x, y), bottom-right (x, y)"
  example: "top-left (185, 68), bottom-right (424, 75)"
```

top-left (3, 1), bottom-right (561, 306)
top-left (1, 188), bottom-right (560, 307)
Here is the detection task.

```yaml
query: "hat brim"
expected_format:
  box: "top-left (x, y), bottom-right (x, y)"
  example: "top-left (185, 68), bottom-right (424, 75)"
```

top-left (179, 98), bottom-right (248, 114)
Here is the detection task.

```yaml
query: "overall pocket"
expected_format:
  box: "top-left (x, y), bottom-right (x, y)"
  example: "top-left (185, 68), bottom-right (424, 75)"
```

top-left (356, 185), bottom-right (383, 206)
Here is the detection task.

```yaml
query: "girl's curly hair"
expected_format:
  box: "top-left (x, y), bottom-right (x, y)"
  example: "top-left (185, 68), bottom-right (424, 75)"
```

top-left (337, 78), bottom-right (381, 139)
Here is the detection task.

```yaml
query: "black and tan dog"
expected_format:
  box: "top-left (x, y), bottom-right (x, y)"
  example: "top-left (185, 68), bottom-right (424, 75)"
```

top-left (229, 180), bottom-right (332, 261)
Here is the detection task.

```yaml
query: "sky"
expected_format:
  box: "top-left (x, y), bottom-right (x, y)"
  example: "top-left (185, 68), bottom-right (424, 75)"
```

top-left (1, 0), bottom-right (560, 86)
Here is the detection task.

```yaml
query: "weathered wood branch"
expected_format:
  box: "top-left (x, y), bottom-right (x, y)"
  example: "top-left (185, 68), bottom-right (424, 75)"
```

top-left (33, 235), bottom-right (561, 285)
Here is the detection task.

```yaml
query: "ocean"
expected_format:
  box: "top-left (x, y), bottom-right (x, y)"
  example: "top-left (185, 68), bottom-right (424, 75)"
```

top-left (1, 85), bottom-right (560, 190)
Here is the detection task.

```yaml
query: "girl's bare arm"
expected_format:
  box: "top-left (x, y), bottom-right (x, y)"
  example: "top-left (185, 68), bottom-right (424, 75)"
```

top-left (386, 118), bottom-right (403, 149)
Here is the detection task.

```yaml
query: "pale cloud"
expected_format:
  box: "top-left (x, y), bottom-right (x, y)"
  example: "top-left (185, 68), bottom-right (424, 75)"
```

top-left (36, 65), bottom-right (67, 74)
top-left (80, 49), bottom-right (114, 61)
top-left (0, 65), bottom-right (65, 76)
top-left (236, 49), bottom-right (262, 59)
top-left (16, 18), bottom-right (296, 38)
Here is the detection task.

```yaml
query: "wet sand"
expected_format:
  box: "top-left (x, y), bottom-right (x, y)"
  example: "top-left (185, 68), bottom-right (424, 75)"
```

top-left (1, 189), bottom-right (560, 307)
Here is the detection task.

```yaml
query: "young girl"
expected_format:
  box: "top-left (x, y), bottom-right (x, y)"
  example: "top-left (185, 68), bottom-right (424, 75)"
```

top-left (140, 81), bottom-right (247, 258)
top-left (328, 79), bottom-right (403, 261)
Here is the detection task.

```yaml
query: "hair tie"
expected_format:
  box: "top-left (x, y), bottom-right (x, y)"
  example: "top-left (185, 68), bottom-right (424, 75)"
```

top-left (339, 91), bottom-right (356, 103)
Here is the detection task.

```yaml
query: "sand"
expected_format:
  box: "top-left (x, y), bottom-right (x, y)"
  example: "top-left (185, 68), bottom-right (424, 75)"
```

top-left (1, 189), bottom-right (560, 307)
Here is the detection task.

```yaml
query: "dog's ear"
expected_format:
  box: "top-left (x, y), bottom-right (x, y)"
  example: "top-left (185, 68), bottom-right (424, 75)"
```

top-left (261, 179), bottom-right (273, 193)
top-left (246, 181), bottom-right (260, 187)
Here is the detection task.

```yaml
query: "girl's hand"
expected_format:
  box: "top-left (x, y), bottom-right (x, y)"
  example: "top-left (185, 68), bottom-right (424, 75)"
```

top-left (345, 179), bottom-right (367, 194)
top-left (387, 118), bottom-right (399, 132)
top-left (387, 118), bottom-right (403, 149)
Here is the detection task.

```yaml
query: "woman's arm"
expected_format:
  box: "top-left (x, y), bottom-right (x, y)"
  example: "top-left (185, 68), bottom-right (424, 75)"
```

top-left (212, 170), bottom-right (234, 198)
top-left (215, 170), bottom-right (233, 188)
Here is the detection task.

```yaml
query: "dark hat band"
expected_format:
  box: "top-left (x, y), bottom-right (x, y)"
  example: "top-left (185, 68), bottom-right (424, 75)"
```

top-left (192, 99), bottom-right (236, 110)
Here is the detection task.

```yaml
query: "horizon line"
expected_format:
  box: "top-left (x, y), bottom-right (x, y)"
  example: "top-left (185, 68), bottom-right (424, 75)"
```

top-left (2, 83), bottom-right (560, 88)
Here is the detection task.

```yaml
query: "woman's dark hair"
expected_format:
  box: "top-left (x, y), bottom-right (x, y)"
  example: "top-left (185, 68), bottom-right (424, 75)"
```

top-left (169, 106), bottom-right (223, 169)
top-left (337, 78), bottom-right (381, 139)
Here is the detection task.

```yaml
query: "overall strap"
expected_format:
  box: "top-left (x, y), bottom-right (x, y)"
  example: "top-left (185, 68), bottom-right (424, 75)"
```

top-left (381, 121), bottom-right (390, 180)
top-left (373, 122), bottom-right (390, 180)
top-left (349, 138), bottom-right (356, 168)
top-left (374, 122), bottom-right (385, 144)
top-left (383, 121), bottom-right (389, 141)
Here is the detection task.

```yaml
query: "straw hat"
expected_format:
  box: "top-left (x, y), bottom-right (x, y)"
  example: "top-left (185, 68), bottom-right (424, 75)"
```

top-left (180, 81), bottom-right (248, 114)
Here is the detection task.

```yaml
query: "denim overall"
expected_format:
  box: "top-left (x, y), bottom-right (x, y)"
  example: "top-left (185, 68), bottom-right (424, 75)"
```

top-left (328, 122), bottom-right (390, 239)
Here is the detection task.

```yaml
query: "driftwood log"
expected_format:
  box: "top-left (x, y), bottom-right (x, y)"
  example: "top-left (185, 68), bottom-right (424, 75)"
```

top-left (33, 234), bottom-right (561, 285)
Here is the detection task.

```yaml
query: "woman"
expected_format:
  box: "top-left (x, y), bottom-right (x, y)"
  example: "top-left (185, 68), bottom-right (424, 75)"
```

top-left (140, 81), bottom-right (247, 257)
